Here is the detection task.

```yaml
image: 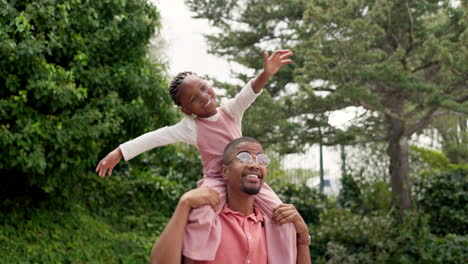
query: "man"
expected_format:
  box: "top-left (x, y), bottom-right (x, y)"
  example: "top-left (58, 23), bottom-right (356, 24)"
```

top-left (151, 137), bottom-right (312, 264)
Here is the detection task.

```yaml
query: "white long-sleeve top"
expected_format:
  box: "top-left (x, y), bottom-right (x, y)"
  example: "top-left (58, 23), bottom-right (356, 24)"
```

top-left (119, 81), bottom-right (260, 161)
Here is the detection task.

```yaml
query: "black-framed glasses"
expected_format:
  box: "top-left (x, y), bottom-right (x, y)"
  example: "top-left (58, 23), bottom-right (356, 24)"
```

top-left (233, 152), bottom-right (270, 167)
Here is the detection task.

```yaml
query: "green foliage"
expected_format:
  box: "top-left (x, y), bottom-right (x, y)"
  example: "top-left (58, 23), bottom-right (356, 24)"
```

top-left (337, 173), bottom-right (363, 210)
top-left (426, 116), bottom-right (468, 164)
top-left (414, 167), bottom-right (468, 236)
top-left (0, 207), bottom-right (159, 263)
top-left (410, 145), bottom-right (451, 172)
top-left (70, 173), bottom-right (187, 228)
top-left (311, 209), bottom-right (468, 264)
top-left (187, 0), bottom-right (468, 209)
top-left (0, 0), bottom-right (176, 192)
top-left (338, 173), bottom-right (392, 214)
top-left (0, 172), bottom-right (191, 263)
top-left (187, 0), bottom-right (467, 147)
top-left (145, 143), bottom-right (203, 189)
top-left (273, 183), bottom-right (328, 225)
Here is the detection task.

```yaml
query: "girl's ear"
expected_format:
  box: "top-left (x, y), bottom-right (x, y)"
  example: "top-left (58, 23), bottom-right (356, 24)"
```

top-left (181, 106), bottom-right (192, 116)
top-left (221, 164), bottom-right (229, 181)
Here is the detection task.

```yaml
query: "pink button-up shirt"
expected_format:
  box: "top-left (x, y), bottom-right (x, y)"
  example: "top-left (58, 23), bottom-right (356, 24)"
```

top-left (195, 204), bottom-right (267, 264)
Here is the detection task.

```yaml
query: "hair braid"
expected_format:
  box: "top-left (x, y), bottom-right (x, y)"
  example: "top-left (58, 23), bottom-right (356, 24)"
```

top-left (169, 71), bottom-right (197, 106)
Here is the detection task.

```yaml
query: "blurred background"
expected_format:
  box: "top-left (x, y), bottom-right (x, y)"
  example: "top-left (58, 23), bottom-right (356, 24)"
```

top-left (1, 0), bottom-right (466, 263)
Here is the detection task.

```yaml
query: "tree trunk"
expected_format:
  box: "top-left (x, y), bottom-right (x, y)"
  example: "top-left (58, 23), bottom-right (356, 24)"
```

top-left (387, 116), bottom-right (412, 210)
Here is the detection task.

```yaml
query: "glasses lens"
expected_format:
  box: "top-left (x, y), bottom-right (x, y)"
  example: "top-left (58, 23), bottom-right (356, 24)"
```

top-left (236, 152), bottom-right (270, 167)
top-left (237, 152), bottom-right (252, 163)
top-left (256, 154), bottom-right (270, 167)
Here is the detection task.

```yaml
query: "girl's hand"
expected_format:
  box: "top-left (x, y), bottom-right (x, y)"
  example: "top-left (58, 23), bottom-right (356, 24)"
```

top-left (180, 187), bottom-right (220, 211)
top-left (263, 49), bottom-right (293, 77)
top-left (273, 203), bottom-right (308, 234)
top-left (95, 147), bottom-right (123, 178)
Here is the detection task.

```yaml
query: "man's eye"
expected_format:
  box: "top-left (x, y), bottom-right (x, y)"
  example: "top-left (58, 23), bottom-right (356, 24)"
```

top-left (191, 96), bottom-right (199, 102)
top-left (239, 157), bottom-right (250, 162)
top-left (237, 153), bottom-right (251, 162)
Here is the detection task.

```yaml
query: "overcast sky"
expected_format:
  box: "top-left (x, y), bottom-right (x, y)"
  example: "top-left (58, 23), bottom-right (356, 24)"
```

top-left (154, 0), bottom-right (239, 83)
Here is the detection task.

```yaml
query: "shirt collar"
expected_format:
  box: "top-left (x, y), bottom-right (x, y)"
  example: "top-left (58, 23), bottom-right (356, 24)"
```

top-left (222, 204), bottom-right (264, 223)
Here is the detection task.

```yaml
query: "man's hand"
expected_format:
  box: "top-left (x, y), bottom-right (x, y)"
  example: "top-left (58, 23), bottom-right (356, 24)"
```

top-left (272, 203), bottom-right (308, 234)
top-left (179, 187), bottom-right (220, 211)
top-left (95, 147), bottom-right (123, 178)
top-left (263, 49), bottom-right (294, 77)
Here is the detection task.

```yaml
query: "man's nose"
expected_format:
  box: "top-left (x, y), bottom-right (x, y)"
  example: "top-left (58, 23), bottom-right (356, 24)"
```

top-left (247, 160), bottom-right (261, 170)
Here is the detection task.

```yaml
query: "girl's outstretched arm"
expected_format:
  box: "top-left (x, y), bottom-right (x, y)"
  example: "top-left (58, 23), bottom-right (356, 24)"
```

top-left (251, 49), bottom-right (294, 93)
top-left (95, 147), bottom-right (122, 178)
top-left (150, 187), bottom-right (219, 264)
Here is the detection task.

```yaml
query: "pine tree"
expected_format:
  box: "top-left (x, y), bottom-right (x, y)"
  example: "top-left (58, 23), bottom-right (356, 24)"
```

top-left (186, 0), bottom-right (467, 209)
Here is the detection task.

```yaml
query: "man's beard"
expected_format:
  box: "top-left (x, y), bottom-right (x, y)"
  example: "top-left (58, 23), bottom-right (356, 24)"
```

top-left (241, 182), bottom-right (261, 195)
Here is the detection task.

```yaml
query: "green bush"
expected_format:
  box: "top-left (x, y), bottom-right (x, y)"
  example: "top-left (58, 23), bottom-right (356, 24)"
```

top-left (311, 209), bottom-right (468, 264)
top-left (0, 207), bottom-right (162, 263)
top-left (273, 183), bottom-right (328, 225)
top-left (414, 167), bottom-right (468, 236)
top-left (64, 171), bottom-right (192, 233)
top-left (0, 172), bottom-right (191, 263)
top-left (0, 0), bottom-right (176, 193)
top-left (338, 173), bottom-right (392, 215)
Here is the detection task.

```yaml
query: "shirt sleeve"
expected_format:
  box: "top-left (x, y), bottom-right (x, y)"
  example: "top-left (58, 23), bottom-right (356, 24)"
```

top-left (119, 116), bottom-right (197, 161)
top-left (220, 80), bottom-right (262, 127)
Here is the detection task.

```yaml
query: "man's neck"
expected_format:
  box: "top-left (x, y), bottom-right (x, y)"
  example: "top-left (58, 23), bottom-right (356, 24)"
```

top-left (226, 192), bottom-right (255, 216)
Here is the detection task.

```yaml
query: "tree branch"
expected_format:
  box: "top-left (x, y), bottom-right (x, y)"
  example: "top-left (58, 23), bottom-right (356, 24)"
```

top-left (348, 135), bottom-right (389, 145)
top-left (358, 100), bottom-right (404, 121)
top-left (411, 61), bottom-right (439, 73)
top-left (455, 94), bottom-right (468, 103)
top-left (405, 0), bottom-right (415, 54)
top-left (432, 110), bottom-right (467, 118)
top-left (404, 94), bottom-right (467, 120)
top-left (406, 106), bottom-right (439, 136)
top-left (404, 102), bottom-right (428, 119)
top-left (313, 87), bottom-right (337, 93)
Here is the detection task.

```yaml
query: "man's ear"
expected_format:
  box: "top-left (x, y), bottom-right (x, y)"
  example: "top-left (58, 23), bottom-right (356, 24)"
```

top-left (221, 164), bottom-right (229, 181)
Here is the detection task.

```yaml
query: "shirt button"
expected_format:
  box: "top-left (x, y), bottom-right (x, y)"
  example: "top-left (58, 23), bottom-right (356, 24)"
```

top-left (247, 260), bottom-right (251, 263)
top-left (248, 235), bottom-right (252, 240)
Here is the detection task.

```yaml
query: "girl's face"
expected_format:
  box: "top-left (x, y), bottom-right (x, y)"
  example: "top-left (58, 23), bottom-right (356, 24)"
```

top-left (177, 75), bottom-right (217, 118)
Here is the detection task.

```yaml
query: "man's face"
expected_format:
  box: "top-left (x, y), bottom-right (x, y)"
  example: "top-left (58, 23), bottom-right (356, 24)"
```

top-left (222, 142), bottom-right (267, 195)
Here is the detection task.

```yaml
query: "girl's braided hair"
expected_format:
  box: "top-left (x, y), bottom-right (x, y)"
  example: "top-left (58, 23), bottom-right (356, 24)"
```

top-left (169, 71), bottom-right (197, 106)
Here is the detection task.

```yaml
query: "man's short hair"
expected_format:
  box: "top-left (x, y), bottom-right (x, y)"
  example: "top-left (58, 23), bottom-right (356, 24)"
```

top-left (223, 137), bottom-right (261, 164)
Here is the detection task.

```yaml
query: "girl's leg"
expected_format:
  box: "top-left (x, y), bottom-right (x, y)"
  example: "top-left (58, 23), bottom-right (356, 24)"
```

top-left (255, 183), bottom-right (297, 264)
top-left (182, 178), bottom-right (226, 261)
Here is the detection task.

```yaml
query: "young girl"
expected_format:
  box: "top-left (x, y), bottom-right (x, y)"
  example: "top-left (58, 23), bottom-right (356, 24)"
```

top-left (96, 50), bottom-right (297, 263)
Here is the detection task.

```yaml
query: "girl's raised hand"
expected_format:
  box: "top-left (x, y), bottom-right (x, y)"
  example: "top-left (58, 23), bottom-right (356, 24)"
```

top-left (95, 147), bottom-right (123, 178)
top-left (263, 49), bottom-right (294, 77)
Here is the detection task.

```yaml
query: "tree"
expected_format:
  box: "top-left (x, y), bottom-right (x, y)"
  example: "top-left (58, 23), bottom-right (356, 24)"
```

top-left (186, 0), bottom-right (467, 209)
top-left (0, 0), bottom-right (176, 193)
